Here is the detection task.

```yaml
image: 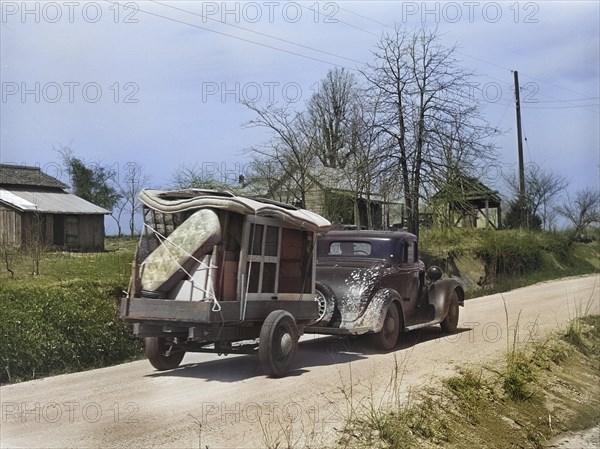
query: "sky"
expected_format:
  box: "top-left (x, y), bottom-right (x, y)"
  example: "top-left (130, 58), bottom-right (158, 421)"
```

top-left (1, 1), bottom-right (599, 232)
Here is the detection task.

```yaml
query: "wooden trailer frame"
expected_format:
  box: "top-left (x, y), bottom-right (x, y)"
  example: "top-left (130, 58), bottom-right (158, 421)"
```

top-left (120, 189), bottom-right (331, 377)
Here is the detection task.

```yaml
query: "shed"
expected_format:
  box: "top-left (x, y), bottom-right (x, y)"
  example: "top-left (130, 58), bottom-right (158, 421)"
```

top-left (0, 164), bottom-right (109, 251)
top-left (432, 175), bottom-right (502, 229)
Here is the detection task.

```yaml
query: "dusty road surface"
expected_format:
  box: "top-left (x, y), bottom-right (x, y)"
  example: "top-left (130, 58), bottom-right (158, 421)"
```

top-left (2, 274), bottom-right (598, 448)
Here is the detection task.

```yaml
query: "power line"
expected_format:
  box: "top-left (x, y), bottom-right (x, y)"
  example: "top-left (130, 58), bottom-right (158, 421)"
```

top-left (529, 96), bottom-right (600, 104)
top-left (151, 0), bottom-right (365, 65)
top-left (337, 5), bottom-right (599, 103)
top-left (297, 3), bottom-right (381, 37)
top-left (521, 103), bottom-right (600, 110)
top-left (101, 1), bottom-right (357, 71)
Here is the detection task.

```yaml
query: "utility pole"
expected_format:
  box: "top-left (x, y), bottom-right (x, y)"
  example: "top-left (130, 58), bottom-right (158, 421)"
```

top-left (513, 70), bottom-right (527, 226)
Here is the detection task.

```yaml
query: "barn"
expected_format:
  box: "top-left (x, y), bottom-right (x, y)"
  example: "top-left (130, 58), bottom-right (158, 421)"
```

top-left (0, 164), bottom-right (109, 251)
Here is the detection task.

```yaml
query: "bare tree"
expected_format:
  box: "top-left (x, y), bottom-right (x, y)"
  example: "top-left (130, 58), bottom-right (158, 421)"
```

top-left (23, 211), bottom-right (49, 276)
top-left (243, 156), bottom-right (298, 203)
top-left (244, 102), bottom-right (318, 207)
top-left (504, 163), bottom-right (569, 230)
top-left (0, 234), bottom-right (16, 278)
top-left (340, 92), bottom-right (389, 228)
top-left (556, 187), bottom-right (600, 234)
top-left (362, 27), bottom-right (497, 236)
top-left (307, 67), bottom-right (358, 169)
top-left (170, 163), bottom-right (238, 192)
top-left (117, 162), bottom-right (150, 236)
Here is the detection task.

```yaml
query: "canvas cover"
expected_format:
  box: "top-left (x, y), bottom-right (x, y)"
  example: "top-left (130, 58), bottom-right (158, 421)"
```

top-left (141, 208), bottom-right (222, 293)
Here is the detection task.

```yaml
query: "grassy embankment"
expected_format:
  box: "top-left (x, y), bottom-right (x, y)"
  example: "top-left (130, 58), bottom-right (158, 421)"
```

top-left (0, 237), bottom-right (143, 384)
top-left (342, 314), bottom-right (600, 449)
top-left (420, 228), bottom-right (600, 298)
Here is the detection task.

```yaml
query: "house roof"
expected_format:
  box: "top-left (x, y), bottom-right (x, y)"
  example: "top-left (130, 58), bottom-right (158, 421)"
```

top-left (432, 175), bottom-right (501, 204)
top-left (0, 164), bottom-right (68, 190)
top-left (308, 165), bottom-right (402, 204)
top-left (0, 188), bottom-right (109, 214)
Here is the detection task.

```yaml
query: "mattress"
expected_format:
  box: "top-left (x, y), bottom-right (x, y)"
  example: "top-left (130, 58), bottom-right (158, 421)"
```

top-left (140, 208), bottom-right (222, 294)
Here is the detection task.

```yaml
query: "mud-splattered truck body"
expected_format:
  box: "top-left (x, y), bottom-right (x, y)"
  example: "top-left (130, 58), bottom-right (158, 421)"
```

top-left (306, 231), bottom-right (464, 349)
top-left (120, 189), bottom-right (331, 377)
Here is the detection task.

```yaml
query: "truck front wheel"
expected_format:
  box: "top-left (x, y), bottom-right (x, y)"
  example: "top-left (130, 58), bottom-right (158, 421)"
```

top-left (145, 337), bottom-right (185, 371)
top-left (440, 290), bottom-right (460, 333)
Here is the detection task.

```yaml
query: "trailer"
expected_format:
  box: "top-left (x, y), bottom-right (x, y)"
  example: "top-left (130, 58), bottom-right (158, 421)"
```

top-left (120, 189), bottom-right (331, 377)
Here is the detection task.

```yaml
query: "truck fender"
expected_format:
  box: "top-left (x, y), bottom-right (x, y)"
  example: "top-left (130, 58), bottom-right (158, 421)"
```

top-left (427, 279), bottom-right (464, 323)
top-left (345, 288), bottom-right (404, 334)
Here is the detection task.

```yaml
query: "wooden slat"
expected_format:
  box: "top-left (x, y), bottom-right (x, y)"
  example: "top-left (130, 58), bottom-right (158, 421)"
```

top-left (121, 298), bottom-right (319, 323)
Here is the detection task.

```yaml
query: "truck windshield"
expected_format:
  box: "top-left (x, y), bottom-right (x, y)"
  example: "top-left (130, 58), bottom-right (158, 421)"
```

top-left (327, 241), bottom-right (372, 256)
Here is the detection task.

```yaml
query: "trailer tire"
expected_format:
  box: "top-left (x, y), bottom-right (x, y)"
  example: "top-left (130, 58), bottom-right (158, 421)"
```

top-left (145, 337), bottom-right (185, 371)
top-left (259, 310), bottom-right (299, 377)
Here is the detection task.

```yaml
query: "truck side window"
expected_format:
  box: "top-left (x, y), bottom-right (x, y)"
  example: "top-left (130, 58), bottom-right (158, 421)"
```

top-left (404, 241), bottom-right (417, 264)
top-left (409, 241), bottom-right (418, 263)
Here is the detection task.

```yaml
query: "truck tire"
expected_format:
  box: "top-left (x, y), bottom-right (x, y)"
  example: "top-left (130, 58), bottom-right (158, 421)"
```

top-left (145, 337), bottom-right (185, 371)
top-left (371, 301), bottom-right (402, 351)
top-left (258, 310), bottom-right (299, 377)
top-left (313, 282), bottom-right (335, 326)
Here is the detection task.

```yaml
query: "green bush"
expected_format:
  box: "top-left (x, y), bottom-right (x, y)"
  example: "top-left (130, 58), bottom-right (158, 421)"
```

top-left (0, 280), bottom-right (142, 383)
top-left (475, 231), bottom-right (543, 280)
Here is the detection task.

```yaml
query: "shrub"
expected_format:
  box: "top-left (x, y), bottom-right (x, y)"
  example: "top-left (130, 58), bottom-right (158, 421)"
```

top-left (0, 280), bottom-right (141, 383)
top-left (475, 231), bottom-right (543, 281)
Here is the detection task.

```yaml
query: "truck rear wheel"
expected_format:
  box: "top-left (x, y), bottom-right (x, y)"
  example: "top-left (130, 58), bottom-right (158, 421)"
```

top-left (258, 310), bottom-right (299, 377)
top-left (371, 301), bottom-right (401, 351)
top-left (313, 282), bottom-right (335, 326)
top-left (145, 337), bottom-right (185, 371)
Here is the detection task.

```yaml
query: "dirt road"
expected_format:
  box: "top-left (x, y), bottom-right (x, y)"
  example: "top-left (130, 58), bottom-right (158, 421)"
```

top-left (2, 275), bottom-right (598, 448)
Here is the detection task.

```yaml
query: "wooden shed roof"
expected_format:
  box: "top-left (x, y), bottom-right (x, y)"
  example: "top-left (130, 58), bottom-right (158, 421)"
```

top-left (433, 174), bottom-right (501, 205)
top-left (0, 164), bottom-right (68, 190)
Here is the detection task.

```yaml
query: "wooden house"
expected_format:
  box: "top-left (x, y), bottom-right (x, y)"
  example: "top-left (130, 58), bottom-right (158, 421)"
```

top-left (0, 164), bottom-right (109, 251)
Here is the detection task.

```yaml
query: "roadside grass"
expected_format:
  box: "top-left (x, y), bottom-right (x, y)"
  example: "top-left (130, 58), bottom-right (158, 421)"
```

top-left (0, 237), bottom-right (142, 384)
top-left (341, 314), bottom-right (600, 449)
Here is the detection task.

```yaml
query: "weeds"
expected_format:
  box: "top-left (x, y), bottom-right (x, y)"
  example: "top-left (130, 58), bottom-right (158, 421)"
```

top-left (345, 315), bottom-right (600, 449)
top-left (444, 369), bottom-right (485, 424)
top-left (503, 351), bottom-right (535, 401)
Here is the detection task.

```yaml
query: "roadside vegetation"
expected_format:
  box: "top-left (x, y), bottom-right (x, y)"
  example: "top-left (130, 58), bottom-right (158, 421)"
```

top-left (1, 229), bottom-right (598, 385)
top-left (342, 314), bottom-right (600, 449)
top-left (420, 227), bottom-right (600, 298)
top-left (0, 237), bottom-right (142, 384)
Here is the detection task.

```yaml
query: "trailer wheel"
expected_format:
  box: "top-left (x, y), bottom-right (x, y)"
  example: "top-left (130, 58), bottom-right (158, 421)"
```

top-left (440, 290), bottom-right (460, 333)
top-left (145, 337), bottom-right (185, 371)
top-left (259, 310), bottom-right (299, 377)
top-left (371, 301), bottom-right (401, 351)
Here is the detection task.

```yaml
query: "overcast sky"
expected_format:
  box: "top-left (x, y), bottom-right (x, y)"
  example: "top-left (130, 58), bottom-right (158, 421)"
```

top-left (1, 1), bottom-right (599, 229)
